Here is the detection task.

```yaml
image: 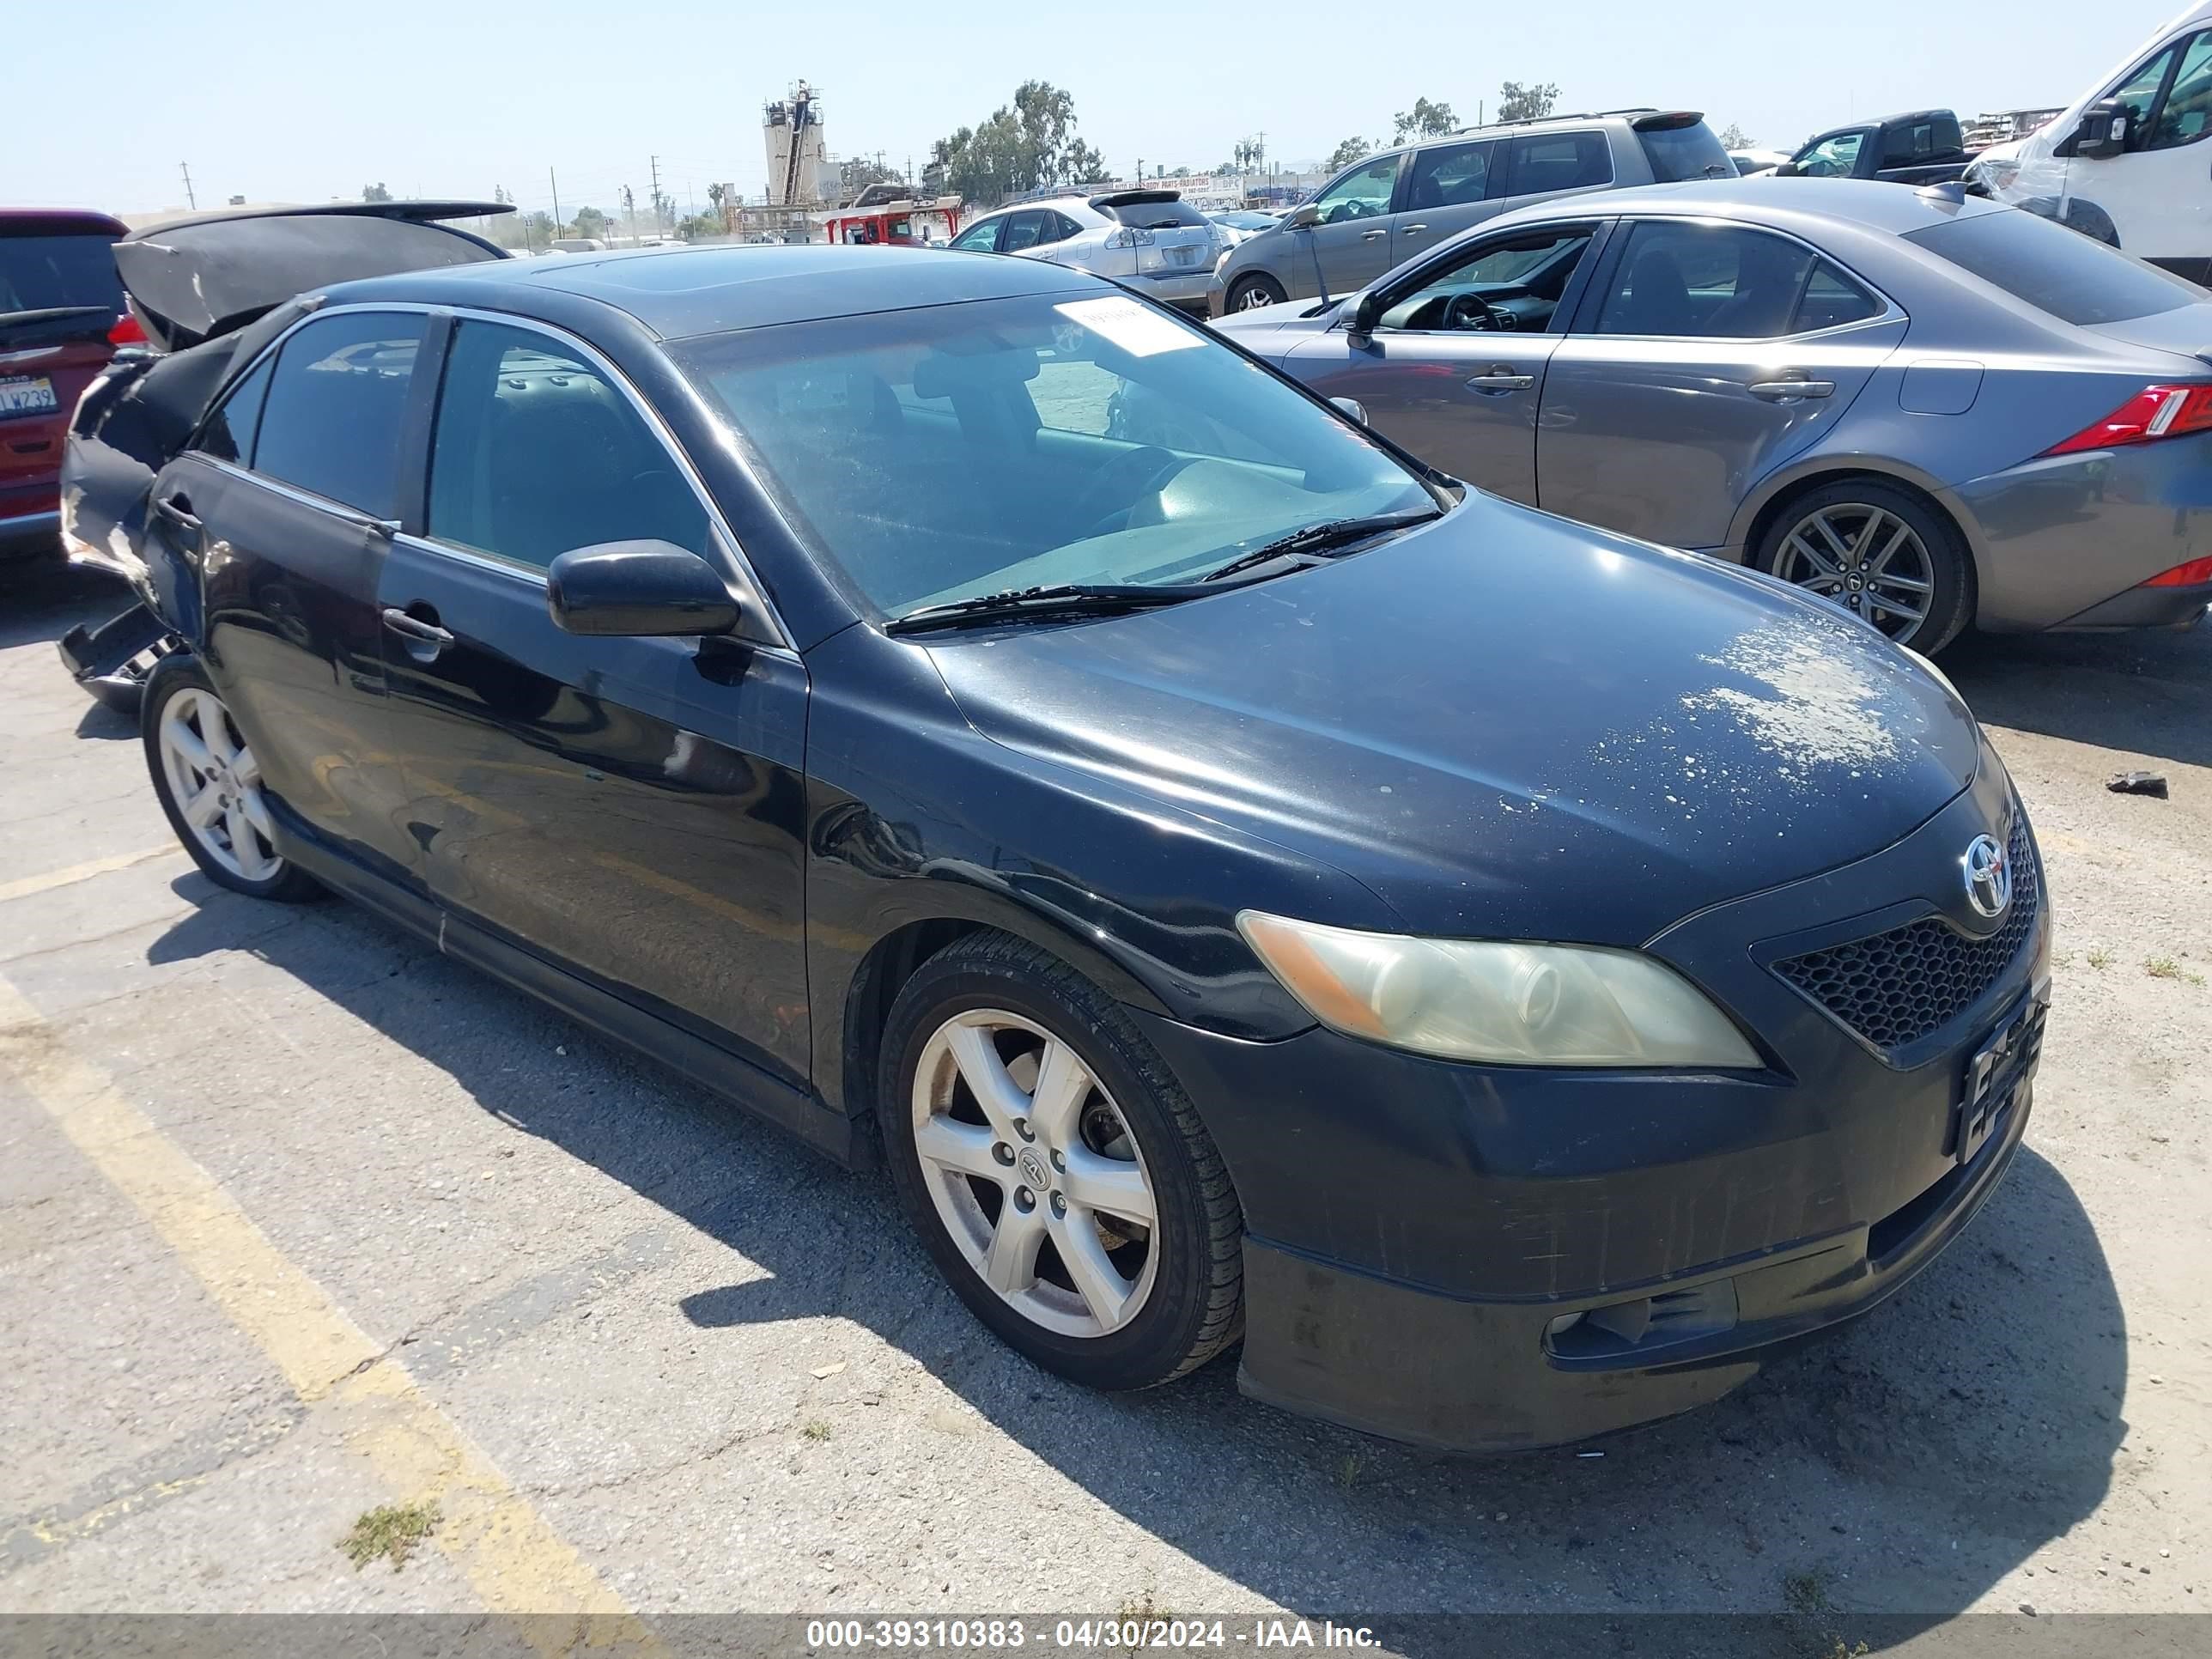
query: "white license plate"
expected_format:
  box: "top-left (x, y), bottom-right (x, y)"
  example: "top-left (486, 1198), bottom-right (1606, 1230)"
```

top-left (0, 376), bottom-right (58, 417)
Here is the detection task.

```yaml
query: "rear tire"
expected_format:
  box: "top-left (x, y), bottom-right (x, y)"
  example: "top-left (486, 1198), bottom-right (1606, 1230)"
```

top-left (1756, 480), bottom-right (1973, 653)
top-left (1227, 273), bottom-right (1289, 312)
top-left (143, 655), bottom-right (320, 902)
top-left (878, 933), bottom-right (1243, 1391)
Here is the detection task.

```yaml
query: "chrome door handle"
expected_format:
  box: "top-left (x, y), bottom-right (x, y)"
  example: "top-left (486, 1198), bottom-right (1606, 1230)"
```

top-left (1401, 222), bottom-right (1429, 234)
top-left (1360, 228), bottom-right (1389, 240)
top-left (1467, 370), bottom-right (1536, 393)
top-left (381, 606), bottom-right (455, 647)
top-left (1748, 377), bottom-right (1836, 401)
top-left (154, 491), bottom-right (201, 532)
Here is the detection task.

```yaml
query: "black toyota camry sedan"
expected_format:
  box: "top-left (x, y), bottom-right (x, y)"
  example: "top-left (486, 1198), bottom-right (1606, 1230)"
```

top-left (62, 206), bottom-right (2049, 1451)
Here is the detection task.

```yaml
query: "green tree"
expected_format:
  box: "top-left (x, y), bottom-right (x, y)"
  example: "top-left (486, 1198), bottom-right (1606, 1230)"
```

top-left (928, 81), bottom-right (1105, 207)
top-left (1496, 81), bottom-right (1559, 123)
top-left (1718, 123), bottom-right (1754, 149)
top-left (1323, 136), bottom-right (1373, 173)
top-left (570, 205), bottom-right (609, 239)
top-left (362, 182), bottom-right (392, 203)
top-left (1393, 98), bottom-right (1457, 143)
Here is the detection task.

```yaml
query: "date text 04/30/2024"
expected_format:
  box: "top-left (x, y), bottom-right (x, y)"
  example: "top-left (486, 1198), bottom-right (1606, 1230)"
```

top-left (801, 1619), bottom-right (1383, 1650)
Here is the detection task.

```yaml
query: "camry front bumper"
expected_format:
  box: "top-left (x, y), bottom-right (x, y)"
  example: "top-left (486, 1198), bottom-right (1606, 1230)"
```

top-left (1139, 757), bottom-right (2049, 1452)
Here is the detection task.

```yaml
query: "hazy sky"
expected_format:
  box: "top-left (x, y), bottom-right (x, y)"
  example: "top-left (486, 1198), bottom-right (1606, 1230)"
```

top-left (9, 0), bottom-right (2185, 218)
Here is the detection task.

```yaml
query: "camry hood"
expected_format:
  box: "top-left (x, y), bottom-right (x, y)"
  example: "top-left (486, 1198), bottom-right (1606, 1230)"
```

top-left (112, 202), bottom-right (510, 350)
top-left (926, 499), bottom-right (1982, 946)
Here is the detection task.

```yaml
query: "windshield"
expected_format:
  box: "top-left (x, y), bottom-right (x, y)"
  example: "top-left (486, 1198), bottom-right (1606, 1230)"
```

top-left (671, 291), bottom-right (1434, 618)
top-left (1905, 208), bottom-right (2203, 325)
top-left (0, 232), bottom-right (124, 316)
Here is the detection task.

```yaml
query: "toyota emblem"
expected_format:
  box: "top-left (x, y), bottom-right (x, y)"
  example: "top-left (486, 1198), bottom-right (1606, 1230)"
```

top-left (1962, 833), bottom-right (2011, 919)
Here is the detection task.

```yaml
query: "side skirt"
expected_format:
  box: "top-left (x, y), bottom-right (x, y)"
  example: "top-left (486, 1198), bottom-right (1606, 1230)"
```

top-left (275, 824), bottom-right (859, 1167)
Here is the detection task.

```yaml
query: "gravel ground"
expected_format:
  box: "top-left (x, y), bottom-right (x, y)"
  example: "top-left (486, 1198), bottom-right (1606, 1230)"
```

top-left (0, 558), bottom-right (2205, 1651)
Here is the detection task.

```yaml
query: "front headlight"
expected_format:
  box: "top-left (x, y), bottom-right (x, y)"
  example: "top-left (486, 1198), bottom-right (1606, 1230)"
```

top-left (1237, 912), bottom-right (1759, 1067)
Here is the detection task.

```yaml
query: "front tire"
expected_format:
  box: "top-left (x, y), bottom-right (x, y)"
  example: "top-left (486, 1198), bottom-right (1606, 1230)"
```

top-left (143, 656), bottom-right (319, 902)
top-left (1227, 273), bottom-right (1288, 312)
top-left (878, 933), bottom-right (1243, 1391)
top-left (1757, 480), bottom-right (1973, 652)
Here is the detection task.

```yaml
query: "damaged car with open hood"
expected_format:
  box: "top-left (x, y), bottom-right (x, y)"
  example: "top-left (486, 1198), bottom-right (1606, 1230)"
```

top-left (58, 211), bottom-right (2050, 1450)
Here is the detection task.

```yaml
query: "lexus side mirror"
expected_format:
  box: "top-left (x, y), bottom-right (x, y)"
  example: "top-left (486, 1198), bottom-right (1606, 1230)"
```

top-left (1285, 203), bottom-right (1322, 230)
top-left (1330, 397), bottom-right (1370, 427)
top-left (2067, 100), bottom-right (2129, 160)
top-left (547, 540), bottom-right (741, 637)
top-left (1341, 292), bottom-right (1379, 337)
top-left (1772, 160), bottom-right (1802, 178)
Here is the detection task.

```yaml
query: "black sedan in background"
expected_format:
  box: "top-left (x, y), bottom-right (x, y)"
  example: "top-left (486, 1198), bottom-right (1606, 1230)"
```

top-left (64, 220), bottom-right (2048, 1450)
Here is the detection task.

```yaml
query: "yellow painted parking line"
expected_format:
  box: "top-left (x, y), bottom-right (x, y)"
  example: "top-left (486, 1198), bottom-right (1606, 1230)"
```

top-left (0, 974), bottom-right (664, 1652)
top-left (0, 845), bottom-right (185, 905)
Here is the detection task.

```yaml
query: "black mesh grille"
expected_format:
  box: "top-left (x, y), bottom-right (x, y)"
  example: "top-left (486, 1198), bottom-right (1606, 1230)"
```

top-left (1774, 815), bottom-right (2039, 1052)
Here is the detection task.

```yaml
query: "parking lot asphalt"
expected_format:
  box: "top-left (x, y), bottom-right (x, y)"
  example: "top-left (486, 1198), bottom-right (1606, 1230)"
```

top-left (1, 559), bottom-right (2206, 1644)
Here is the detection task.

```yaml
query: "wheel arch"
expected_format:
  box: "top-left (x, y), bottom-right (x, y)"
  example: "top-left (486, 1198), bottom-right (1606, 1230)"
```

top-left (1729, 459), bottom-right (1991, 615)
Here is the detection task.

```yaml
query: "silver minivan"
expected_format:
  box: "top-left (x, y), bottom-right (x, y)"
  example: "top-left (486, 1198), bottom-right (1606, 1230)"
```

top-left (1207, 111), bottom-right (1734, 313)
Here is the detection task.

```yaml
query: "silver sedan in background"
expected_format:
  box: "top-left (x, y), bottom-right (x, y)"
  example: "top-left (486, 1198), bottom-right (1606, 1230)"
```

top-left (1211, 179), bottom-right (2212, 650)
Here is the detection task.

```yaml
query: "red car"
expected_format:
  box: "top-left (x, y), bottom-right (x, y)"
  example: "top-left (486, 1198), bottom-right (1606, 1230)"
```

top-left (2, 210), bottom-right (142, 556)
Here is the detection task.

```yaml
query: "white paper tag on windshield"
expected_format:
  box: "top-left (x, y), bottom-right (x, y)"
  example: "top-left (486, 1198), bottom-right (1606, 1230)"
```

top-left (1053, 295), bottom-right (1204, 357)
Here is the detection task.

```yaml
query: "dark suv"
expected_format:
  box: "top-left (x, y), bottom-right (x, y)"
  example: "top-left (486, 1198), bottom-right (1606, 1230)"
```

top-left (2, 210), bottom-right (139, 556)
top-left (1208, 111), bottom-right (1733, 313)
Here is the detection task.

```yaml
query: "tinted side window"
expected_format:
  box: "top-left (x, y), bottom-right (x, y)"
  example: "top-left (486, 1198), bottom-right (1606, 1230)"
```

top-left (426, 320), bottom-right (708, 571)
top-left (195, 358), bottom-right (274, 465)
top-left (1405, 141), bottom-right (1498, 210)
top-left (1795, 261), bottom-right (1883, 332)
top-left (1506, 131), bottom-right (1612, 195)
top-left (252, 312), bottom-right (426, 519)
top-left (1000, 212), bottom-right (1050, 252)
top-left (2148, 32), bottom-right (2212, 149)
top-left (1595, 222), bottom-right (1818, 338)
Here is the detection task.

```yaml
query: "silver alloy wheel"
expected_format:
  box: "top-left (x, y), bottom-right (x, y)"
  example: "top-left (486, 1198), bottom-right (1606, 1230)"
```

top-left (910, 1008), bottom-right (1158, 1339)
top-left (1234, 281), bottom-right (1281, 311)
top-left (1774, 503), bottom-right (1936, 641)
top-left (156, 685), bottom-right (283, 882)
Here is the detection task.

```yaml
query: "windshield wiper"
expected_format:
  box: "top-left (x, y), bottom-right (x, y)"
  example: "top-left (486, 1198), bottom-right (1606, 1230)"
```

top-left (884, 582), bottom-right (1204, 635)
top-left (1200, 509), bottom-right (1441, 583)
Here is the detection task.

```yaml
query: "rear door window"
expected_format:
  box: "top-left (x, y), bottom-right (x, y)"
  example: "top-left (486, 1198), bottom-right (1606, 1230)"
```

top-left (251, 311), bottom-right (427, 520)
top-left (426, 320), bottom-right (708, 570)
top-left (1000, 212), bottom-right (1053, 252)
top-left (1504, 131), bottom-right (1613, 195)
top-left (1904, 209), bottom-right (2201, 324)
top-left (1594, 222), bottom-right (1828, 338)
top-left (195, 358), bottom-right (274, 465)
top-left (1405, 141), bottom-right (1500, 210)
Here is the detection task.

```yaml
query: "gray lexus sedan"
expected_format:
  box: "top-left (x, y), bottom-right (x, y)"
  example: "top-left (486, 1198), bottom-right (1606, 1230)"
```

top-left (1211, 179), bottom-right (2212, 650)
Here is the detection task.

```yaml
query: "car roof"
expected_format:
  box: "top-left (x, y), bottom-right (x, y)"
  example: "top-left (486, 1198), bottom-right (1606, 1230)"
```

top-left (322, 241), bottom-right (1103, 338)
top-left (1483, 176), bottom-right (2010, 237)
top-left (0, 209), bottom-right (129, 238)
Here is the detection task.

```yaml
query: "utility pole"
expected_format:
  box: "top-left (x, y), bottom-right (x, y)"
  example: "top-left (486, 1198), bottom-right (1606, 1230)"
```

top-left (649, 155), bottom-right (663, 232)
top-left (179, 161), bottom-right (197, 210)
top-left (549, 166), bottom-right (562, 231)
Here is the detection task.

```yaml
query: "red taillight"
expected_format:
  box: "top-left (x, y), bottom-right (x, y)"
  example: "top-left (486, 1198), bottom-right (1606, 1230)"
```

top-left (106, 310), bottom-right (144, 347)
top-left (2044, 384), bottom-right (2212, 456)
top-left (2144, 555), bottom-right (2212, 588)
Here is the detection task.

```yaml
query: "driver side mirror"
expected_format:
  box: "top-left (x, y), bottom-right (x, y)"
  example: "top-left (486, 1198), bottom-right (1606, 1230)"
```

top-left (1771, 160), bottom-right (1802, 177)
top-left (2065, 99), bottom-right (2130, 160)
top-left (547, 541), bottom-right (741, 637)
top-left (1285, 203), bottom-right (1322, 231)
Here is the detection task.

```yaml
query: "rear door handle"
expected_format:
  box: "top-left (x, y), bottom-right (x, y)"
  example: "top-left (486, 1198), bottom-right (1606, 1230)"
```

top-left (1748, 377), bottom-right (1836, 401)
top-left (1360, 228), bottom-right (1389, 240)
top-left (154, 491), bottom-right (201, 532)
top-left (1467, 370), bottom-right (1537, 393)
top-left (381, 606), bottom-right (455, 648)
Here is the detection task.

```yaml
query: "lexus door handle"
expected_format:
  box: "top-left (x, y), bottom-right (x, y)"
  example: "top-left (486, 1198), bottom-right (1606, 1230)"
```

top-left (1401, 223), bottom-right (1429, 235)
top-left (381, 606), bottom-right (455, 647)
top-left (1748, 378), bottom-right (1836, 401)
top-left (1467, 370), bottom-right (1537, 393)
top-left (1360, 228), bottom-right (1389, 240)
top-left (154, 492), bottom-right (201, 532)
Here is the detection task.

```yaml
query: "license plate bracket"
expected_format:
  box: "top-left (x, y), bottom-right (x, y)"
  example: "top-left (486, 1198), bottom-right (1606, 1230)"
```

top-left (1953, 985), bottom-right (2047, 1164)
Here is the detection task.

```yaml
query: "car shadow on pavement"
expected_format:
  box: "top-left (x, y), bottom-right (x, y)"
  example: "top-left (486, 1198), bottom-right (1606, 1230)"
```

top-left (1943, 622), bottom-right (2210, 772)
top-left (143, 884), bottom-right (2127, 1649)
